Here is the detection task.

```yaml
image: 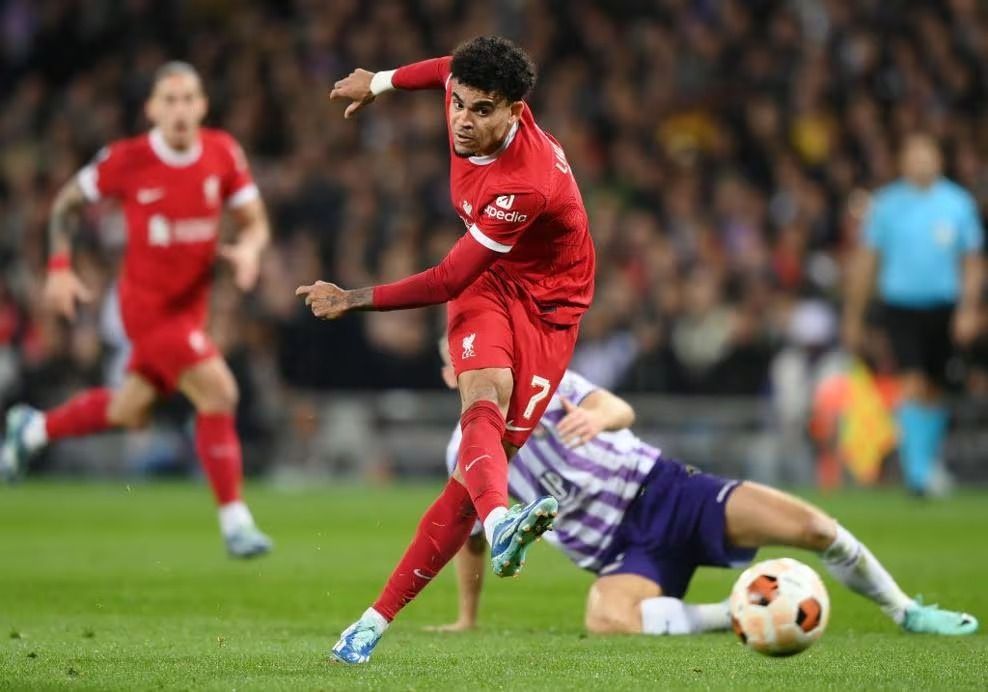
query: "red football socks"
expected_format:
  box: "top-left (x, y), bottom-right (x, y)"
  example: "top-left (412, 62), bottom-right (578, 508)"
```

top-left (457, 400), bottom-right (509, 520)
top-left (372, 477), bottom-right (477, 621)
top-left (194, 413), bottom-right (243, 505)
top-left (44, 388), bottom-right (112, 440)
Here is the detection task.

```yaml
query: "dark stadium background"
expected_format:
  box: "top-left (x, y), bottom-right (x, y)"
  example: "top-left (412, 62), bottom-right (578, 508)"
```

top-left (2, 0), bottom-right (988, 484)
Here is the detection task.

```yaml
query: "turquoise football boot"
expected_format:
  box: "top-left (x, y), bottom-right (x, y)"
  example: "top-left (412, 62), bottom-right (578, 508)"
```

top-left (1, 405), bottom-right (42, 482)
top-left (903, 596), bottom-right (979, 635)
top-left (490, 496), bottom-right (558, 578)
top-left (224, 524), bottom-right (273, 559)
top-left (330, 609), bottom-right (388, 664)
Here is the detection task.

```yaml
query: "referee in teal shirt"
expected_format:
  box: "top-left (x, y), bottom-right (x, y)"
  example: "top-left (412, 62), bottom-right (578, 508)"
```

top-left (844, 133), bottom-right (984, 495)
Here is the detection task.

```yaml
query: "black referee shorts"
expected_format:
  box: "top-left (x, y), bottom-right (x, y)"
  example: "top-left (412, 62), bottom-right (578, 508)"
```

top-left (881, 303), bottom-right (955, 383)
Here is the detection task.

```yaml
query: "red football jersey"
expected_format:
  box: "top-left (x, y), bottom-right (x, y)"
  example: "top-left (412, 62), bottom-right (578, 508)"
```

top-left (77, 128), bottom-right (257, 336)
top-left (396, 57), bottom-right (595, 326)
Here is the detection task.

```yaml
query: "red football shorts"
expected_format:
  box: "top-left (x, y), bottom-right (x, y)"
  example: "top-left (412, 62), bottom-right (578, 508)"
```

top-left (127, 316), bottom-right (219, 394)
top-left (447, 274), bottom-right (580, 448)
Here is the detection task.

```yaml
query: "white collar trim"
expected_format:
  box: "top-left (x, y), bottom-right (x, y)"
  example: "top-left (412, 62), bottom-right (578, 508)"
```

top-left (468, 121), bottom-right (519, 166)
top-left (149, 128), bottom-right (202, 167)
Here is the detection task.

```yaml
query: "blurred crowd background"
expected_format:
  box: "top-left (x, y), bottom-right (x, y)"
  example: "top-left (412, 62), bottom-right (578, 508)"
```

top-left (3, 0), bottom-right (988, 482)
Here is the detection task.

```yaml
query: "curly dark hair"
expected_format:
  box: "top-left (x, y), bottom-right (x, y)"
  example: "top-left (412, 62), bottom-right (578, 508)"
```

top-left (451, 35), bottom-right (537, 103)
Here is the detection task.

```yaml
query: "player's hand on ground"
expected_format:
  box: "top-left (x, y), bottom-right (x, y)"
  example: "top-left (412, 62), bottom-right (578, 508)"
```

top-left (557, 397), bottom-right (604, 447)
top-left (423, 619), bottom-right (475, 633)
top-left (296, 280), bottom-right (350, 319)
top-left (330, 68), bottom-right (376, 119)
top-left (952, 305), bottom-right (980, 346)
top-left (43, 269), bottom-right (92, 320)
top-left (218, 242), bottom-right (261, 292)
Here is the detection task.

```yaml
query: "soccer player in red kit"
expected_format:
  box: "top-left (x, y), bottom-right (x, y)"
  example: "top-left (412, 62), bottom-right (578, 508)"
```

top-left (0, 62), bottom-right (274, 558)
top-left (296, 36), bottom-right (595, 663)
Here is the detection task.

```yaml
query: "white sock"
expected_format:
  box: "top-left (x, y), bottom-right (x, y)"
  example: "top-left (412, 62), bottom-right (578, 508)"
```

top-left (483, 506), bottom-right (509, 545)
top-left (821, 524), bottom-right (914, 623)
top-left (218, 501), bottom-right (254, 537)
top-left (23, 413), bottom-right (48, 452)
top-left (640, 597), bottom-right (731, 635)
top-left (362, 607), bottom-right (390, 634)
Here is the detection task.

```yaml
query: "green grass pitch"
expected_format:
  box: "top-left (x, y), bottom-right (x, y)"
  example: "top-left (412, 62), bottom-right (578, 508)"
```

top-left (1, 482), bottom-right (986, 690)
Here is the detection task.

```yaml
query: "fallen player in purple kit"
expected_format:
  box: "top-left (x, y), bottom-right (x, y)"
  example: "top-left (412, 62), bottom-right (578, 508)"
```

top-left (428, 352), bottom-right (977, 637)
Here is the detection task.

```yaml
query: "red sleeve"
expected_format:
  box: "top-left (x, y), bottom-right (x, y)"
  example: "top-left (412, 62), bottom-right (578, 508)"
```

top-left (372, 232), bottom-right (497, 310)
top-left (217, 133), bottom-right (259, 208)
top-left (392, 57), bottom-right (452, 91)
top-left (77, 142), bottom-right (129, 202)
top-left (471, 190), bottom-right (547, 252)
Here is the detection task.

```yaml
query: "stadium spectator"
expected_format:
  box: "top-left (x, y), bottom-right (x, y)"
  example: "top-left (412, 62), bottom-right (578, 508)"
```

top-left (1, 1), bottom-right (987, 476)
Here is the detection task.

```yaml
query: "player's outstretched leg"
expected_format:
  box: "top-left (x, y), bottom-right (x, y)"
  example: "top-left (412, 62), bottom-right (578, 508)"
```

top-left (2, 386), bottom-right (123, 481)
top-left (331, 477), bottom-right (478, 664)
top-left (179, 358), bottom-right (271, 559)
top-left (726, 482), bottom-right (978, 635)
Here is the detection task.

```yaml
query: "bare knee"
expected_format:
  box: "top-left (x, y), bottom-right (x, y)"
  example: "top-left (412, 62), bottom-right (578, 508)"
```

top-left (585, 604), bottom-right (640, 634)
top-left (459, 369), bottom-right (512, 414)
top-left (198, 377), bottom-right (239, 414)
top-left (585, 582), bottom-right (643, 634)
top-left (900, 372), bottom-right (939, 404)
top-left (107, 401), bottom-right (151, 430)
top-left (462, 381), bottom-right (501, 408)
top-left (106, 384), bottom-right (155, 430)
top-left (798, 510), bottom-right (837, 552)
top-left (180, 360), bottom-right (240, 414)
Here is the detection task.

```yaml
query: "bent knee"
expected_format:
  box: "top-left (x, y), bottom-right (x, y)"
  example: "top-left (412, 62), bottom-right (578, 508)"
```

top-left (799, 511), bottom-right (837, 552)
top-left (462, 385), bottom-right (510, 413)
top-left (196, 374), bottom-right (240, 414)
top-left (459, 369), bottom-right (513, 412)
top-left (585, 607), bottom-right (640, 635)
top-left (462, 382), bottom-right (500, 407)
top-left (108, 405), bottom-right (151, 430)
top-left (202, 384), bottom-right (239, 414)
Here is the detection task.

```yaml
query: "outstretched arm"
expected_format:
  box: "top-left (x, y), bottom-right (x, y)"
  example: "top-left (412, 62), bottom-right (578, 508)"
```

top-left (557, 389), bottom-right (636, 447)
top-left (44, 177), bottom-right (93, 320)
top-left (297, 188), bottom-right (543, 319)
top-left (330, 57), bottom-right (452, 118)
top-left (296, 231), bottom-right (498, 319)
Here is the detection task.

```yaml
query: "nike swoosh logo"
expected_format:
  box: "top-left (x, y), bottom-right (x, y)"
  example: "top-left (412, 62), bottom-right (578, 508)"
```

top-left (412, 568), bottom-right (434, 581)
top-left (505, 423), bottom-right (534, 432)
top-left (464, 454), bottom-right (491, 472)
top-left (136, 188), bottom-right (165, 204)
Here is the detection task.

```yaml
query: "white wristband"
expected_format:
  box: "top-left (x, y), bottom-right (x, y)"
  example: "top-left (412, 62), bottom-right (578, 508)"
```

top-left (370, 69), bottom-right (396, 96)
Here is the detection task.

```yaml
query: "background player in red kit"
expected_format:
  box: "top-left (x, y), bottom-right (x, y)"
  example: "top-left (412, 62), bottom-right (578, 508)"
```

top-left (0, 62), bottom-right (274, 558)
top-left (296, 36), bottom-right (595, 663)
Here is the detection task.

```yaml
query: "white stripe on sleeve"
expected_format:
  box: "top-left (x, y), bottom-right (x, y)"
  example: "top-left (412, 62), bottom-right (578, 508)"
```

top-left (227, 183), bottom-right (260, 209)
top-left (77, 166), bottom-right (101, 202)
top-left (468, 224), bottom-right (513, 253)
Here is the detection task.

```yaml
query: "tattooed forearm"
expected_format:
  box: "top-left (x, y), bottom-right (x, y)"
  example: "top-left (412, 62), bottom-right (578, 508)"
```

top-left (346, 287), bottom-right (374, 311)
top-left (48, 179), bottom-right (87, 258)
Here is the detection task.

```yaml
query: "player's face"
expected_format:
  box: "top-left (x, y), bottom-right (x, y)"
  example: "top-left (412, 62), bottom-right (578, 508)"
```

top-left (901, 135), bottom-right (942, 187)
top-left (146, 73), bottom-right (207, 150)
top-left (448, 79), bottom-right (523, 158)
